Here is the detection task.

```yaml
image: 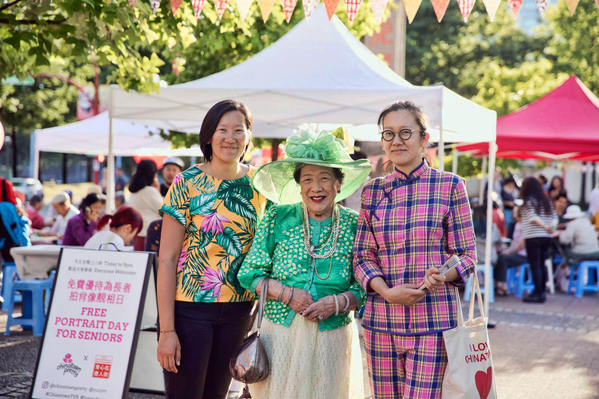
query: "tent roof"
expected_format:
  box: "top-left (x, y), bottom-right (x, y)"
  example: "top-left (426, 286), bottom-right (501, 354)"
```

top-left (34, 112), bottom-right (202, 157)
top-left (111, 6), bottom-right (495, 144)
top-left (456, 76), bottom-right (599, 159)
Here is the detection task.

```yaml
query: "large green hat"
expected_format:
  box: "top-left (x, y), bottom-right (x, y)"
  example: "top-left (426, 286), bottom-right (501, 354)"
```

top-left (252, 130), bottom-right (372, 205)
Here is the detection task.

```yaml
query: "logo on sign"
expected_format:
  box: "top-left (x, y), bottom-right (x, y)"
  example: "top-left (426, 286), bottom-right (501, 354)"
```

top-left (93, 355), bottom-right (113, 379)
top-left (56, 353), bottom-right (82, 377)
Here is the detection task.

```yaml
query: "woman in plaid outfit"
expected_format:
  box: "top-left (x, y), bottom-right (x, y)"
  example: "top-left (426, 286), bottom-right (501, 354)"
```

top-left (353, 101), bottom-right (477, 399)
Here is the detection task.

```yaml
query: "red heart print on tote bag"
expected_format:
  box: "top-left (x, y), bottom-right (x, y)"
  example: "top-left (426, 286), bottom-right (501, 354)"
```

top-left (475, 367), bottom-right (493, 399)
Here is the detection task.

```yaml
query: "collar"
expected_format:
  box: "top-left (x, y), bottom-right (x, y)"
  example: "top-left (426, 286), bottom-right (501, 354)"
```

top-left (392, 159), bottom-right (429, 181)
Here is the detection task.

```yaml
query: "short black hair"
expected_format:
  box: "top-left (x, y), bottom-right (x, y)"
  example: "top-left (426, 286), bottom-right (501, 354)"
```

top-left (29, 195), bottom-right (43, 206)
top-left (293, 164), bottom-right (345, 185)
top-left (79, 193), bottom-right (103, 212)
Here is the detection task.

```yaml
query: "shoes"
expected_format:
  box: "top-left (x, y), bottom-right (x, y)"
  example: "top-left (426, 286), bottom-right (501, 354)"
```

top-left (495, 286), bottom-right (509, 297)
top-left (523, 293), bottom-right (546, 303)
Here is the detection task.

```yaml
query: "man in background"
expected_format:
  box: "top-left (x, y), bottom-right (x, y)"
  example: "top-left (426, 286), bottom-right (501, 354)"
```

top-left (160, 157), bottom-right (184, 196)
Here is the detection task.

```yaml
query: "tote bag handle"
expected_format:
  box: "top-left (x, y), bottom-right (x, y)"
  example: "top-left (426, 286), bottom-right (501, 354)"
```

top-left (454, 267), bottom-right (486, 327)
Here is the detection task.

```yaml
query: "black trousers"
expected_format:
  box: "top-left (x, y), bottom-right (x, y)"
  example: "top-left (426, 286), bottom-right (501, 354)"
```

top-left (159, 301), bottom-right (253, 399)
top-left (494, 252), bottom-right (528, 283)
top-left (525, 237), bottom-right (552, 295)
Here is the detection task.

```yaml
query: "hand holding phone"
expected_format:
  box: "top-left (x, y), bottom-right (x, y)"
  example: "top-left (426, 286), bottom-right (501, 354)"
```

top-left (419, 255), bottom-right (461, 291)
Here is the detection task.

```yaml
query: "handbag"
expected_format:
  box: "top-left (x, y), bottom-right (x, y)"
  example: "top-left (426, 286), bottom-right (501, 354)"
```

top-left (442, 270), bottom-right (497, 399)
top-left (229, 278), bottom-right (270, 398)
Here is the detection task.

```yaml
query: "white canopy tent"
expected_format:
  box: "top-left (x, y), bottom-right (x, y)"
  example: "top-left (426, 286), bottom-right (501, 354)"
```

top-left (109, 5), bottom-right (498, 313)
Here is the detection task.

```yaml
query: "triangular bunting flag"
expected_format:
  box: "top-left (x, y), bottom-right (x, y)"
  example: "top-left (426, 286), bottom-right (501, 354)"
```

top-left (508, 0), bottom-right (523, 18)
top-left (404, 0), bottom-right (422, 23)
top-left (171, 0), bottom-right (183, 14)
top-left (258, 0), bottom-right (276, 20)
top-left (282, 0), bottom-right (299, 22)
top-left (236, 0), bottom-right (252, 20)
top-left (535, 0), bottom-right (548, 17)
top-left (345, 0), bottom-right (363, 23)
top-left (214, 0), bottom-right (230, 18)
top-left (596, 0), bottom-right (598, 6)
top-left (483, 0), bottom-right (501, 21)
top-left (370, 0), bottom-right (388, 22)
top-left (150, 0), bottom-right (161, 14)
top-left (303, 0), bottom-right (320, 16)
top-left (128, 0), bottom-right (137, 7)
top-left (565, 0), bottom-right (579, 15)
top-left (324, 0), bottom-right (341, 19)
top-left (456, 0), bottom-right (476, 22)
top-left (431, 0), bottom-right (450, 22)
top-left (192, 0), bottom-right (208, 17)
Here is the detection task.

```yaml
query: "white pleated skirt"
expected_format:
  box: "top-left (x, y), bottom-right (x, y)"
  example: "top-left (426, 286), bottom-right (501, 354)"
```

top-left (249, 315), bottom-right (364, 399)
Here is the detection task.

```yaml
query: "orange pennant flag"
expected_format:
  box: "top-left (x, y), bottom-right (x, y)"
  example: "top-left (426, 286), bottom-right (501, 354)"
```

top-left (508, 0), bottom-right (523, 17)
top-left (483, 0), bottom-right (501, 21)
top-left (456, 0), bottom-right (476, 22)
top-left (171, 0), bottom-right (183, 14)
top-left (214, 0), bottom-right (230, 19)
top-left (565, 0), bottom-right (579, 15)
top-left (324, 0), bottom-right (341, 18)
top-left (535, 0), bottom-right (547, 17)
top-left (236, 0), bottom-right (252, 20)
top-left (282, 0), bottom-right (299, 22)
top-left (404, 0), bottom-right (422, 23)
top-left (258, 0), bottom-right (276, 20)
top-left (192, 0), bottom-right (208, 17)
top-left (345, 0), bottom-right (363, 22)
top-left (370, 0), bottom-right (388, 22)
top-left (431, 0), bottom-right (450, 22)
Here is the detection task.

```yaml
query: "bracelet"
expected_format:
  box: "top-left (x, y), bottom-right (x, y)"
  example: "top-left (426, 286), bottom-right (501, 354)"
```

top-left (277, 285), bottom-right (286, 302)
top-left (340, 293), bottom-right (351, 312)
top-left (160, 330), bottom-right (176, 334)
top-left (286, 287), bottom-right (294, 304)
top-left (333, 294), bottom-right (339, 316)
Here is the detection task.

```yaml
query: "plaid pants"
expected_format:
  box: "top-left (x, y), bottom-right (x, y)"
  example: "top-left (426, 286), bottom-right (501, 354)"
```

top-left (363, 329), bottom-right (448, 399)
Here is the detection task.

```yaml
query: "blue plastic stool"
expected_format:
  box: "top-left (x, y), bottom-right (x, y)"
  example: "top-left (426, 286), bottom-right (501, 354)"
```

top-left (568, 261), bottom-right (599, 298)
top-left (515, 263), bottom-right (535, 298)
top-left (506, 267), bottom-right (518, 294)
top-left (1, 262), bottom-right (22, 311)
top-left (464, 266), bottom-right (495, 303)
top-left (5, 273), bottom-right (54, 337)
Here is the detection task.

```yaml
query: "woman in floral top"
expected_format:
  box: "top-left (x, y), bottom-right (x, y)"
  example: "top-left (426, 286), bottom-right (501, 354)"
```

top-left (238, 130), bottom-right (372, 399)
top-left (353, 101), bottom-right (476, 399)
top-left (156, 100), bottom-right (267, 399)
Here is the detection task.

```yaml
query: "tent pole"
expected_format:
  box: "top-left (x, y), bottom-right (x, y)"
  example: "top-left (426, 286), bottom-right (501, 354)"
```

top-left (479, 155), bottom-right (487, 202)
top-left (484, 141), bottom-right (497, 318)
top-left (33, 132), bottom-right (40, 180)
top-left (107, 86), bottom-right (116, 214)
top-left (452, 148), bottom-right (459, 175)
top-left (438, 128), bottom-right (444, 171)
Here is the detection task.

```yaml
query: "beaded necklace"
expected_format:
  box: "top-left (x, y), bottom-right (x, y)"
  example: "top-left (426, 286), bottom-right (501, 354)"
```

top-left (302, 203), bottom-right (340, 280)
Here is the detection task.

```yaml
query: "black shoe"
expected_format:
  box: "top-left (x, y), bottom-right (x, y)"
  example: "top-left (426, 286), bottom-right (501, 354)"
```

top-left (523, 293), bottom-right (546, 303)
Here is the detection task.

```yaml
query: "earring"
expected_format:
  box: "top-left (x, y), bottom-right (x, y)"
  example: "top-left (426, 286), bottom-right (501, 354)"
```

top-left (337, 190), bottom-right (341, 194)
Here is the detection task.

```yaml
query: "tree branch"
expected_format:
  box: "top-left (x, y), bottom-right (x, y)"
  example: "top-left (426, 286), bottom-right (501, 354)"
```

top-left (0, 0), bottom-right (24, 12)
top-left (0, 17), bottom-right (66, 25)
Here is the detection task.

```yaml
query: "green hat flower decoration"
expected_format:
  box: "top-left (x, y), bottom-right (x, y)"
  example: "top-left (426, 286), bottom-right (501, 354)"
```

top-left (251, 129), bottom-right (372, 205)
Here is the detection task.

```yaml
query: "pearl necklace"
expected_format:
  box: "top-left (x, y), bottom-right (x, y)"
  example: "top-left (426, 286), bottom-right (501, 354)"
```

top-left (302, 203), bottom-right (340, 259)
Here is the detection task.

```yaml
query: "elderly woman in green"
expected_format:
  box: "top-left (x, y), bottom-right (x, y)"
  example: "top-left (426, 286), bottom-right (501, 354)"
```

top-left (238, 130), bottom-right (372, 399)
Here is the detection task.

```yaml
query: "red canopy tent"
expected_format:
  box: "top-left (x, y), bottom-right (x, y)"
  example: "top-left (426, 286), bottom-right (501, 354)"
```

top-left (457, 76), bottom-right (599, 160)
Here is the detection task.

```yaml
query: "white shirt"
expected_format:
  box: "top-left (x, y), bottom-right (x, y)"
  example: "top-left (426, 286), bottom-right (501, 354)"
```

top-left (128, 186), bottom-right (163, 237)
top-left (559, 217), bottom-right (599, 254)
top-left (589, 188), bottom-right (599, 215)
top-left (50, 205), bottom-right (80, 237)
top-left (84, 230), bottom-right (132, 251)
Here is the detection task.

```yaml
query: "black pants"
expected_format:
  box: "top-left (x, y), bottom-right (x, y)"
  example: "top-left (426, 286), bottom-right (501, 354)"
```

top-left (525, 237), bottom-right (552, 295)
top-left (494, 252), bottom-right (528, 283)
top-left (159, 301), bottom-right (253, 399)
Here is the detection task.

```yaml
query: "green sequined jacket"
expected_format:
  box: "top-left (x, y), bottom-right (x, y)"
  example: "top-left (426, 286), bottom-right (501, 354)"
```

top-left (238, 203), bottom-right (365, 332)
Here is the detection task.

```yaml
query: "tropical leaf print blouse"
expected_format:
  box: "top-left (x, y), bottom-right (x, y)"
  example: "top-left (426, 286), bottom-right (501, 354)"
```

top-left (160, 166), bottom-right (268, 303)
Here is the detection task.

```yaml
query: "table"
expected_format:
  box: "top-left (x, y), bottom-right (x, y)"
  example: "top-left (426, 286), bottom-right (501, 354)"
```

top-left (30, 234), bottom-right (59, 246)
top-left (9, 245), bottom-right (61, 280)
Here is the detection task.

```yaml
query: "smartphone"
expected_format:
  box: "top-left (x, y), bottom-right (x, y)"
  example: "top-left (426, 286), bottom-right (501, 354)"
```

top-left (418, 255), bottom-right (461, 291)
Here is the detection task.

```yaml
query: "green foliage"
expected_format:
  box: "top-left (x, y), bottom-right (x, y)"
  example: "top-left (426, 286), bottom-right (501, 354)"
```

top-left (444, 152), bottom-right (522, 178)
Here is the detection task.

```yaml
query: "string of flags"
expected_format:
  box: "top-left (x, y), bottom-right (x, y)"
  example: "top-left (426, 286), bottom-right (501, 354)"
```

top-left (151, 0), bottom-right (597, 24)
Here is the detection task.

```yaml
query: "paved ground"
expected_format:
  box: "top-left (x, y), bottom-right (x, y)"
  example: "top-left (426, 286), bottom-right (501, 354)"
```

top-left (2, 292), bottom-right (599, 398)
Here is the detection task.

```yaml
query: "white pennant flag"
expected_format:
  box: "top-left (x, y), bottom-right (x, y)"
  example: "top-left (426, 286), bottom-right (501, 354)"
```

top-left (150, 0), bottom-right (161, 13)
top-left (236, 0), bottom-right (253, 20)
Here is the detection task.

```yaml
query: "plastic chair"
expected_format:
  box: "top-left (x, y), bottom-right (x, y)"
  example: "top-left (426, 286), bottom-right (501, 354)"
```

top-left (1, 262), bottom-right (22, 311)
top-left (515, 263), bottom-right (535, 298)
top-left (5, 272), bottom-right (54, 337)
top-left (464, 265), bottom-right (495, 303)
top-left (568, 261), bottom-right (599, 298)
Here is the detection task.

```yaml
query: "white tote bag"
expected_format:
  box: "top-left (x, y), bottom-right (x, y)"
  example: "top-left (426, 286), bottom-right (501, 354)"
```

top-left (442, 272), bottom-right (497, 399)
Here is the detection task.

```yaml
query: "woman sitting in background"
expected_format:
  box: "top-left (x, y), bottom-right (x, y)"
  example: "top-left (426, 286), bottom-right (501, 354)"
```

top-left (84, 206), bottom-right (143, 251)
top-left (62, 193), bottom-right (104, 246)
top-left (559, 205), bottom-right (599, 263)
top-left (494, 207), bottom-right (528, 296)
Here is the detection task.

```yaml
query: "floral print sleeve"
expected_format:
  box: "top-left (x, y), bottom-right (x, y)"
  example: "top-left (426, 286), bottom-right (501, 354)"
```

top-left (237, 205), bottom-right (278, 297)
top-left (160, 172), bottom-right (189, 227)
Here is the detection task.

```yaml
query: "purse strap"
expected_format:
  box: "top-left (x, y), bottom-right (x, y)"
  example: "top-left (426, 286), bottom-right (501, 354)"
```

top-left (256, 278), bottom-right (269, 330)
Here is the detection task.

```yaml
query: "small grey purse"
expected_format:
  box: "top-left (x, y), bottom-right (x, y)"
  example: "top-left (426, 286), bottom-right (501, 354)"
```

top-left (229, 278), bottom-right (270, 398)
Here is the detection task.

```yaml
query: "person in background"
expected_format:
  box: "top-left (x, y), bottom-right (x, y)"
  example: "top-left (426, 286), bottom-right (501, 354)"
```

top-left (144, 219), bottom-right (162, 255)
top-left (494, 207), bottom-right (528, 296)
top-left (47, 192), bottom-right (79, 240)
top-left (62, 193), bottom-right (104, 246)
top-left (486, 197), bottom-right (507, 238)
top-left (0, 197), bottom-right (30, 262)
top-left (520, 177), bottom-right (557, 303)
top-left (85, 206), bottom-right (143, 251)
top-left (115, 191), bottom-right (126, 211)
top-left (548, 175), bottom-right (565, 200)
top-left (129, 160), bottom-right (163, 251)
top-left (115, 167), bottom-right (128, 192)
top-left (472, 205), bottom-right (502, 271)
top-left (501, 177), bottom-right (518, 231)
top-left (588, 181), bottom-right (599, 230)
top-left (88, 184), bottom-right (103, 195)
top-left (553, 193), bottom-right (569, 230)
top-left (559, 205), bottom-right (599, 262)
top-left (537, 174), bottom-right (548, 192)
top-left (0, 177), bottom-right (17, 205)
top-left (26, 195), bottom-right (45, 230)
top-left (160, 157), bottom-right (185, 197)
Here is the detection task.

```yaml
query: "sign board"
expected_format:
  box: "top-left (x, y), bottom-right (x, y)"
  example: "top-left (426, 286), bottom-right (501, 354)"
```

top-left (31, 248), bottom-right (154, 399)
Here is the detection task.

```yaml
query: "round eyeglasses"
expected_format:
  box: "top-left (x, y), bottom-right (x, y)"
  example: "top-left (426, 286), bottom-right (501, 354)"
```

top-left (381, 129), bottom-right (417, 142)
